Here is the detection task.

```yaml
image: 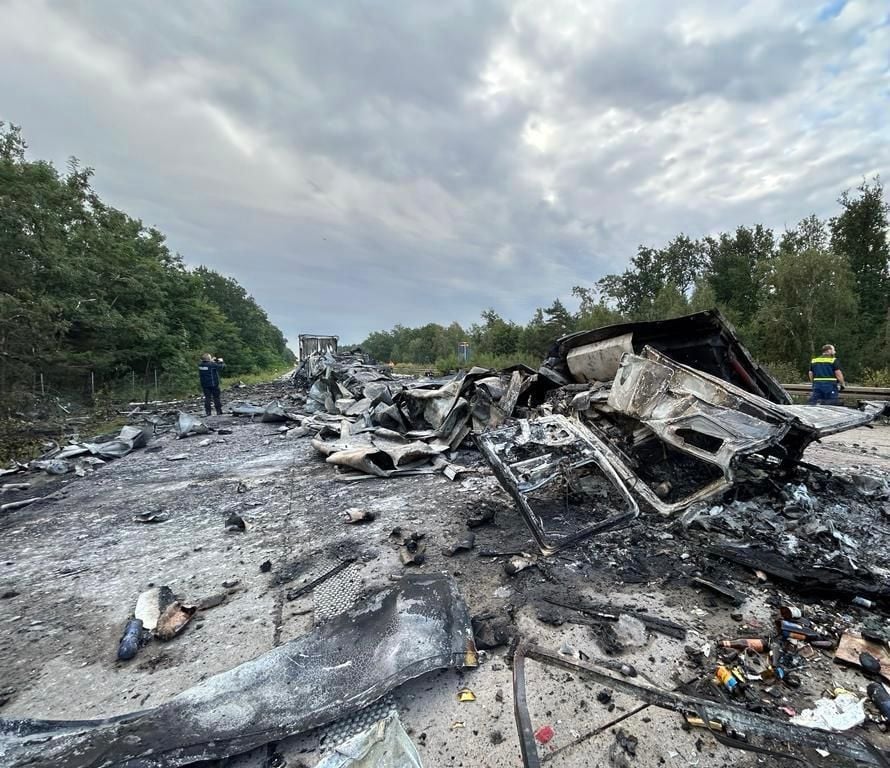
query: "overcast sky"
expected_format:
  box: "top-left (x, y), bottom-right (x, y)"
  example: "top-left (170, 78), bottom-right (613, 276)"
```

top-left (1, 0), bottom-right (888, 346)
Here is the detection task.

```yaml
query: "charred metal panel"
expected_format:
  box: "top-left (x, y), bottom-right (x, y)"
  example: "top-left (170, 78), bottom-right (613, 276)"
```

top-left (609, 347), bottom-right (876, 471)
top-left (0, 574), bottom-right (476, 768)
top-left (609, 349), bottom-right (792, 476)
top-left (477, 416), bottom-right (639, 555)
top-left (552, 310), bottom-right (790, 403)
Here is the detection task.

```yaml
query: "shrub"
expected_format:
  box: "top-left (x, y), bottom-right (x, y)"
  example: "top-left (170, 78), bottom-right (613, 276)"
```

top-left (762, 361), bottom-right (804, 384)
top-left (860, 367), bottom-right (890, 388)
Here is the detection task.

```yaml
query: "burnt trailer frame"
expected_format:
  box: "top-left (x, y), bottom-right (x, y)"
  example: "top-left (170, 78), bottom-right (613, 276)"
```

top-left (298, 334), bottom-right (339, 361)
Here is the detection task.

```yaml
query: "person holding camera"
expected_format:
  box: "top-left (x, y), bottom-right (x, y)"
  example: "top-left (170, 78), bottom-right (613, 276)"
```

top-left (198, 353), bottom-right (225, 416)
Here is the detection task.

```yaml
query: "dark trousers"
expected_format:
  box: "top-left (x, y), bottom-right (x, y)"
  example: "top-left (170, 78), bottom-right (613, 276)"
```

top-left (203, 386), bottom-right (222, 416)
top-left (808, 382), bottom-right (838, 405)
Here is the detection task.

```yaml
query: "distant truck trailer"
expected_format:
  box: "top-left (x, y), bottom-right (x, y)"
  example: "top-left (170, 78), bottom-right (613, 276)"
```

top-left (298, 334), bottom-right (339, 360)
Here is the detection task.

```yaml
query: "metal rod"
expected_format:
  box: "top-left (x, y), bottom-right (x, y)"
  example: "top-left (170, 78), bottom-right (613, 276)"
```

top-left (514, 643), bottom-right (889, 768)
top-left (541, 702), bottom-right (650, 763)
top-left (512, 645), bottom-right (542, 768)
top-left (284, 557), bottom-right (357, 602)
top-left (782, 383), bottom-right (890, 397)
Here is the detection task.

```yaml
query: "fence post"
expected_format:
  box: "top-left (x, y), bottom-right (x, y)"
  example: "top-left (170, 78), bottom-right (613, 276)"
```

top-left (90, 370), bottom-right (95, 400)
top-left (154, 368), bottom-right (159, 398)
top-left (40, 372), bottom-right (45, 395)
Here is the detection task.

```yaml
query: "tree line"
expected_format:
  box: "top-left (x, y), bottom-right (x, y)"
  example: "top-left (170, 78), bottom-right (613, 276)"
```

top-left (358, 178), bottom-right (889, 384)
top-left (0, 123), bottom-right (294, 404)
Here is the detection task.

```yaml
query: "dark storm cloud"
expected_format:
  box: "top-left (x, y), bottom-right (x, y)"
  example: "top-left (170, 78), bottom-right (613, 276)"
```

top-left (2, 0), bottom-right (888, 345)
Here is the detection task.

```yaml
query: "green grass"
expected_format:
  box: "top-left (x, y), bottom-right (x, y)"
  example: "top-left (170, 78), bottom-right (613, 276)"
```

top-left (223, 364), bottom-right (294, 388)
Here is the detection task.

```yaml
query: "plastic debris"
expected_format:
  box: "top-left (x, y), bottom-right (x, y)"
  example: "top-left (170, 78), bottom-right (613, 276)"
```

top-left (442, 532), bottom-right (475, 557)
top-left (860, 652), bottom-right (882, 676)
top-left (344, 508), bottom-right (376, 524)
top-left (867, 683), bottom-right (890, 720)
top-left (791, 693), bottom-right (866, 732)
top-left (504, 556), bottom-right (535, 575)
top-left (457, 687), bottom-right (476, 702)
top-left (534, 725), bottom-right (554, 745)
top-left (117, 619), bottom-right (145, 661)
top-left (154, 601), bottom-right (197, 641)
top-left (134, 586), bottom-right (175, 632)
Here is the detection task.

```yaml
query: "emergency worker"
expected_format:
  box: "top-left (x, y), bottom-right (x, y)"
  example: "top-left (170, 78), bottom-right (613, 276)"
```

top-left (808, 344), bottom-right (845, 405)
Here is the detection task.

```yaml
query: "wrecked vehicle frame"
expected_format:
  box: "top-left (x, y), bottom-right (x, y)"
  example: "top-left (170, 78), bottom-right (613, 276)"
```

top-left (478, 310), bottom-right (887, 553)
top-left (476, 416), bottom-right (640, 555)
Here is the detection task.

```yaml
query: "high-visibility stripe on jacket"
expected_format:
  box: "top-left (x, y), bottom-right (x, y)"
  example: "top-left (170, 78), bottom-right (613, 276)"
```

top-left (810, 356), bottom-right (839, 382)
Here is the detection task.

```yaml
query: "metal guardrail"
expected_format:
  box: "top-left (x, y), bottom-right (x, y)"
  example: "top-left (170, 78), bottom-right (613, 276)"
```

top-left (782, 383), bottom-right (890, 400)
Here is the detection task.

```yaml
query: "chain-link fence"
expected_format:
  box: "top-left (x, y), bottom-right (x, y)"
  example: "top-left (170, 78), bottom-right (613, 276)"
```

top-left (2, 364), bottom-right (199, 415)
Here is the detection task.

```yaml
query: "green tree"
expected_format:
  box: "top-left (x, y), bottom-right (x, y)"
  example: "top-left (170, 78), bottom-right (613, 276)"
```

top-left (755, 248), bottom-right (858, 374)
top-left (703, 225), bottom-right (775, 325)
top-left (597, 235), bottom-right (704, 318)
top-left (829, 177), bottom-right (889, 363)
top-left (472, 309), bottom-right (520, 356)
top-left (0, 123), bottom-right (293, 403)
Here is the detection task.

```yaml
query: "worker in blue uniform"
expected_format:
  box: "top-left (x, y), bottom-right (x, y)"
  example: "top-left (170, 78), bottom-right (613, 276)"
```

top-left (808, 344), bottom-right (845, 405)
top-left (198, 353), bottom-right (225, 416)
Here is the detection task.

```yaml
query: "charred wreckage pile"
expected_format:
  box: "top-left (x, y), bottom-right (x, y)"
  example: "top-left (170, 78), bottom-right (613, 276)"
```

top-left (3, 310), bottom-right (890, 767)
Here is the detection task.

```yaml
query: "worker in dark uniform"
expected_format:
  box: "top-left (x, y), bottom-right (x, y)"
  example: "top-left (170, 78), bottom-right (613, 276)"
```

top-left (198, 353), bottom-right (225, 416)
top-left (808, 344), bottom-right (845, 405)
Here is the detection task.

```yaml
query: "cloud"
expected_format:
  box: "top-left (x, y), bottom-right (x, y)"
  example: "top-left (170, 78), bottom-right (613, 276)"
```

top-left (1, 0), bottom-right (887, 345)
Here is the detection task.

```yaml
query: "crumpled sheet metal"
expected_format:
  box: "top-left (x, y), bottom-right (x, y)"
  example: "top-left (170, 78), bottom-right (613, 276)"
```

top-left (174, 411), bottom-right (210, 439)
top-left (0, 573), bottom-right (477, 768)
top-left (403, 379), bottom-right (463, 429)
top-left (299, 354), bottom-right (531, 479)
top-left (608, 347), bottom-right (793, 475)
top-left (230, 401), bottom-right (267, 416)
top-left (313, 435), bottom-right (447, 478)
top-left (552, 309), bottom-right (791, 404)
top-left (315, 713), bottom-right (421, 768)
top-left (82, 426), bottom-right (152, 460)
top-left (477, 415), bottom-right (639, 555)
top-left (35, 426), bottom-right (152, 467)
top-left (609, 347), bottom-right (876, 472)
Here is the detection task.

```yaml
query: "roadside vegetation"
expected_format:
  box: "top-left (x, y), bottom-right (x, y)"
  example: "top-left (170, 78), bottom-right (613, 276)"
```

top-left (0, 123), bottom-right (295, 415)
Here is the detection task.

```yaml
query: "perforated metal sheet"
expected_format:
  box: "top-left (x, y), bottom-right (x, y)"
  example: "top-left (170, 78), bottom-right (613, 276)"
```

top-left (317, 695), bottom-right (397, 754)
top-left (312, 559), bottom-right (398, 754)
top-left (313, 560), bottom-right (364, 624)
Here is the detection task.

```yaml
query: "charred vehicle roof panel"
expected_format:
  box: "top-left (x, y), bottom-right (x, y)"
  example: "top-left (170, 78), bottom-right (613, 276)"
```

top-left (551, 309), bottom-right (791, 404)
